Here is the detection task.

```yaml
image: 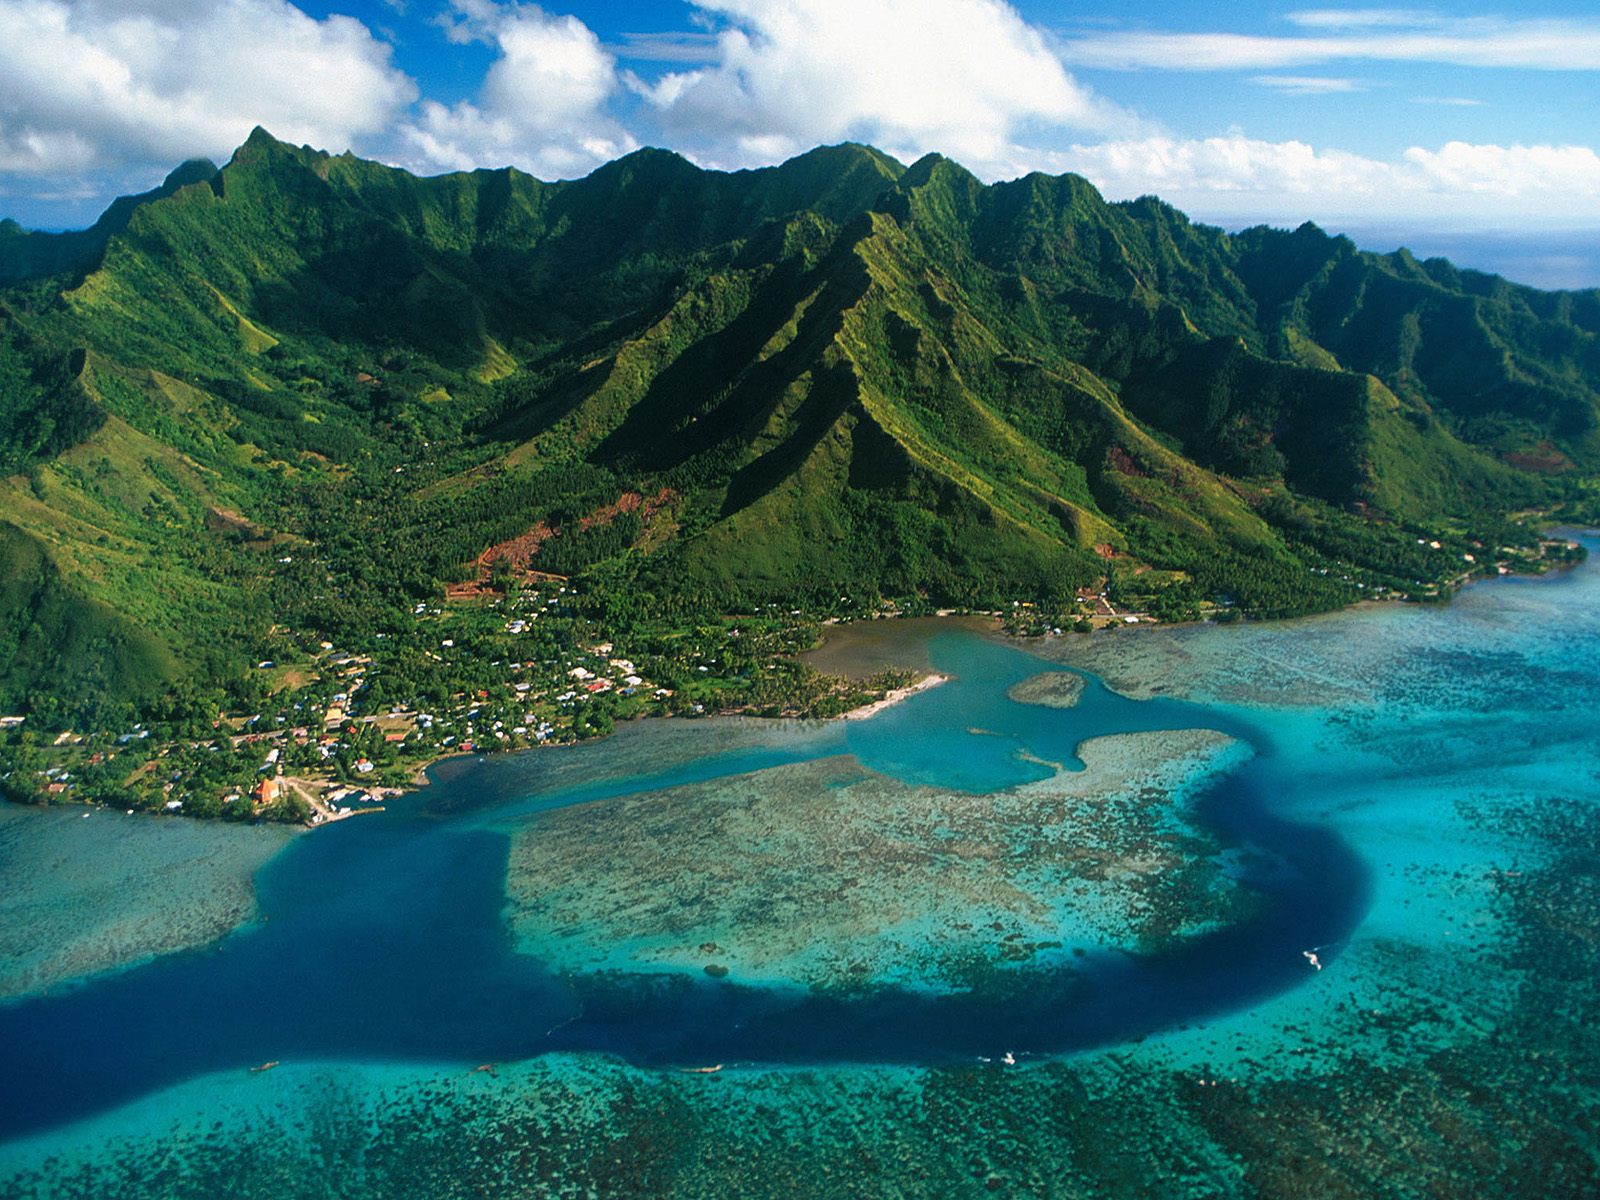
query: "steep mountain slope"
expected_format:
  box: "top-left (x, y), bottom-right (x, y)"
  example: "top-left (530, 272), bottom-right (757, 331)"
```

top-left (0, 159), bottom-right (219, 288)
top-left (0, 130), bottom-right (1594, 725)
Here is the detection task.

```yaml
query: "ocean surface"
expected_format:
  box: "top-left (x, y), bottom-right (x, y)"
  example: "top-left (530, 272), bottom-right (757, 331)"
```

top-left (2, 538), bottom-right (1597, 1198)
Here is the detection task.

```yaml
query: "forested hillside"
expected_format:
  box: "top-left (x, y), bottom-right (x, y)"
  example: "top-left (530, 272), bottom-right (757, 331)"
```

top-left (1, 128), bottom-right (1595, 740)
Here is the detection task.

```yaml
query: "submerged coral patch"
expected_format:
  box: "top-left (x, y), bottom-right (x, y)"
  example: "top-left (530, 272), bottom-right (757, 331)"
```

top-left (0, 808), bottom-right (292, 1000)
top-left (504, 730), bottom-right (1252, 992)
top-left (1006, 671), bottom-right (1087, 709)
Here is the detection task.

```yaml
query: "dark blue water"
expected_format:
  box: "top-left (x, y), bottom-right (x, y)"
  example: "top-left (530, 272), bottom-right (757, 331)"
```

top-left (0, 633), bottom-right (1369, 1140)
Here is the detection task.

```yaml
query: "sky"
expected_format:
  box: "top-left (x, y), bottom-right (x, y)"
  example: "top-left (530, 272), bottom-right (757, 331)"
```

top-left (1, 0), bottom-right (1597, 287)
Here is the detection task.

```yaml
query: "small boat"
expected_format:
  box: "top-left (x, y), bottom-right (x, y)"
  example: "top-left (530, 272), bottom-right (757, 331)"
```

top-left (1303, 950), bottom-right (1323, 971)
top-left (679, 1064), bottom-right (724, 1074)
top-left (249, 1061), bottom-right (280, 1074)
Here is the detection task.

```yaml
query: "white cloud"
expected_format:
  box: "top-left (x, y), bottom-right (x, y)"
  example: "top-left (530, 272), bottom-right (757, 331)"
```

top-left (1285, 9), bottom-right (1448, 30)
top-left (401, 1), bottom-right (634, 178)
top-left (1403, 141), bottom-right (1600, 195)
top-left (630, 0), bottom-right (1139, 176)
top-left (1062, 15), bottom-right (1600, 71)
top-left (1061, 134), bottom-right (1384, 197)
top-left (0, 0), bottom-right (1590, 241)
top-left (1052, 134), bottom-right (1600, 225)
top-left (434, 0), bottom-right (506, 45)
top-left (1252, 75), bottom-right (1365, 94)
top-left (0, 0), bottom-right (416, 177)
top-left (1411, 96), bottom-right (1486, 107)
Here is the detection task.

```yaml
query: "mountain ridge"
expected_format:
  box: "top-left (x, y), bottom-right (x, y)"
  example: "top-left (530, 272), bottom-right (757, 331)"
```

top-left (0, 129), bottom-right (1594, 729)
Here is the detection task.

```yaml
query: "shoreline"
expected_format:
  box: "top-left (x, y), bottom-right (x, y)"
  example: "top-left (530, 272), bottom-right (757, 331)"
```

top-left (277, 775), bottom-right (393, 826)
top-left (15, 535), bottom-right (1591, 832)
top-left (837, 672), bottom-right (950, 721)
top-left (387, 670), bottom-right (957, 805)
top-left (297, 670), bottom-right (959, 822)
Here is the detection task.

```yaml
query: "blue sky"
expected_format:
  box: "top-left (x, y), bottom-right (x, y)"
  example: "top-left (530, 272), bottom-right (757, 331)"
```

top-left (2, 1), bottom-right (1597, 285)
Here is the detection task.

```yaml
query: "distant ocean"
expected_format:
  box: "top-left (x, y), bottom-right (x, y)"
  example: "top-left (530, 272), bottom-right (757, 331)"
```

top-left (1307, 225), bottom-right (1599, 292)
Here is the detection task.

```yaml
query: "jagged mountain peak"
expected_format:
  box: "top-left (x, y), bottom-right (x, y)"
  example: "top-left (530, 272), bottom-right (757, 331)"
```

top-left (0, 135), bottom-right (1594, 717)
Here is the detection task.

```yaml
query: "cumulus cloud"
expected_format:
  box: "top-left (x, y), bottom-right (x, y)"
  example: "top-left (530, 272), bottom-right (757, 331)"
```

top-left (1, 0), bottom-right (1593, 238)
top-left (629, 0), bottom-right (1139, 176)
top-left (1062, 135), bottom-right (1384, 197)
top-left (1054, 134), bottom-right (1600, 224)
top-left (401, 0), bottom-right (634, 178)
top-left (1062, 14), bottom-right (1600, 72)
top-left (0, 0), bottom-right (415, 177)
top-left (1403, 141), bottom-right (1600, 195)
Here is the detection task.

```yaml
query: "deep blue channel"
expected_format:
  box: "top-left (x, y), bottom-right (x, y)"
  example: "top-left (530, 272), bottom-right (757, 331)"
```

top-left (0, 631), bottom-right (1370, 1140)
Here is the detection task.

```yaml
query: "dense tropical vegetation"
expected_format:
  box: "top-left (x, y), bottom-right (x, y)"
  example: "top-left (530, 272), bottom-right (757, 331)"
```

top-left (0, 129), bottom-right (1594, 818)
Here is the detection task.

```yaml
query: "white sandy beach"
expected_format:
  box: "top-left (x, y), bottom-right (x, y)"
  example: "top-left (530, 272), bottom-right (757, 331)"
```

top-left (839, 672), bottom-right (950, 720)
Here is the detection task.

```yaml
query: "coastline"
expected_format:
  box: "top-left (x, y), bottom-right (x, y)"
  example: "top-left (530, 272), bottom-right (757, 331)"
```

top-left (326, 670), bottom-right (957, 818)
top-left (384, 535), bottom-right (1597, 796)
top-left (14, 535), bottom-right (1590, 833)
top-left (74, 536), bottom-right (1598, 828)
top-left (837, 672), bottom-right (950, 721)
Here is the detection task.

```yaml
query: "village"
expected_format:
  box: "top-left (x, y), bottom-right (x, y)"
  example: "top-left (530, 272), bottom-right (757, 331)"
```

top-left (2, 527), bottom-right (1580, 826)
top-left (0, 574), bottom-right (909, 824)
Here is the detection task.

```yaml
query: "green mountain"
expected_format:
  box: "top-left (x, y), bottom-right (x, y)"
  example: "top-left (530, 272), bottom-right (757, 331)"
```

top-left (0, 159), bottom-right (220, 288)
top-left (1, 128), bottom-right (1595, 726)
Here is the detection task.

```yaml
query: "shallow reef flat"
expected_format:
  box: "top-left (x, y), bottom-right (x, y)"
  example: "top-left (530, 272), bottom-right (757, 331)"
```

top-left (3, 788), bottom-right (1591, 1199)
top-left (504, 729), bottom-right (1252, 992)
top-left (1006, 671), bottom-right (1087, 709)
top-left (6, 818), bottom-right (1596, 1200)
top-left (1024, 611), bottom-right (1412, 709)
top-left (424, 714), bottom-right (842, 823)
top-left (0, 808), bottom-right (293, 1000)
top-left (5, 551), bottom-right (1599, 1197)
top-left (2, 768), bottom-right (1596, 1197)
top-left (1035, 559), bottom-right (1595, 715)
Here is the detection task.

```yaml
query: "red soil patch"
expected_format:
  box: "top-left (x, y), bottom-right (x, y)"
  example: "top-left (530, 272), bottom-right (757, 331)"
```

top-left (1505, 445), bottom-right (1572, 475)
top-left (1106, 446), bottom-right (1146, 477)
top-left (445, 522), bottom-right (562, 600)
top-left (483, 522), bottom-right (557, 572)
top-left (444, 488), bottom-right (675, 601)
top-left (578, 487), bottom-right (675, 531)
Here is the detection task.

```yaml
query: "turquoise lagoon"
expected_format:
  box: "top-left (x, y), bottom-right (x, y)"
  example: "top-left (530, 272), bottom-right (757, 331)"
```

top-left (1, 540), bottom-right (1598, 1197)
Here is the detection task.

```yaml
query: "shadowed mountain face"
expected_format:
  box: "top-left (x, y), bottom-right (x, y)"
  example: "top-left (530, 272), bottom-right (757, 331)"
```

top-left (0, 128), bottom-right (1595, 720)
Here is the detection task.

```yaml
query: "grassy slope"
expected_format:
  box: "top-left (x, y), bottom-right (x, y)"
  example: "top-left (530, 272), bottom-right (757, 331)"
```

top-left (0, 131), bottom-right (1595, 719)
